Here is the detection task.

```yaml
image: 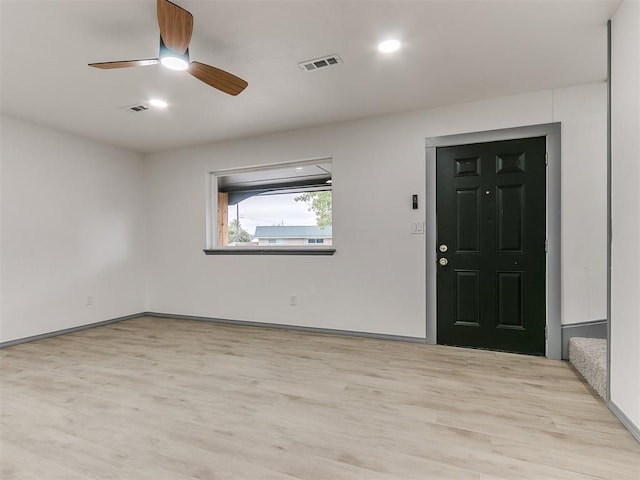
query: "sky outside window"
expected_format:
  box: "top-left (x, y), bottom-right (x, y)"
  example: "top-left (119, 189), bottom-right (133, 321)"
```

top-left (228, 192), bottom-right (317, 236)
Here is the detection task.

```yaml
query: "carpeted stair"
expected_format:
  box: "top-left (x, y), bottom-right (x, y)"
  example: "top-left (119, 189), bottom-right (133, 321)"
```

top-left (569, 337), bottom-right (607, 400)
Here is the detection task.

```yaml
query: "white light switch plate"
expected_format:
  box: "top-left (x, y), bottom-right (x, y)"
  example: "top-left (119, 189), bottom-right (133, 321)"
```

top-left (411, 222), bottom-right (425, 234)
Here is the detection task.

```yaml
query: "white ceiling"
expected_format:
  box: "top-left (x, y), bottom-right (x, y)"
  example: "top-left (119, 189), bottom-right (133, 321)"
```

top-left (1, 0), bottom-right (620, 154)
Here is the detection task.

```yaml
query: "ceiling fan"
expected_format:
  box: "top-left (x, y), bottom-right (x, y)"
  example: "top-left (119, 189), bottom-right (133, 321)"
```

top-left (89, 0), bottom-right (248, 96)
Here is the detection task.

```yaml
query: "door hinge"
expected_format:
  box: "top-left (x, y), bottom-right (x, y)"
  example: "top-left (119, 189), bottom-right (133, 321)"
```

top-left (545, 239), bottom-right (548, 253)
top-left (545, 152), bottom-right (549, 166)
top-left (545, 325), bottom-right (548, 339)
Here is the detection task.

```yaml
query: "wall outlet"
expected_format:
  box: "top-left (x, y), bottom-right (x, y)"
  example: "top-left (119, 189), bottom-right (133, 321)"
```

top-left (86, 295), bottom-right (93, 306)
top-left (289, 295), bottom-right (297, 306)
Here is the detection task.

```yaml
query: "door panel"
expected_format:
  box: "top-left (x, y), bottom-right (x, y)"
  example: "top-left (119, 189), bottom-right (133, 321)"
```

top-left (436, 137), bottom-right (546, 355)
top-left (497, 271), bottom-right (524, 329)
top-left (456, 189), bottom-right (480, 252)
top-left (497, 185), bottom-right (525, 252)
top-left (454, 270), bottom-right (480, 325)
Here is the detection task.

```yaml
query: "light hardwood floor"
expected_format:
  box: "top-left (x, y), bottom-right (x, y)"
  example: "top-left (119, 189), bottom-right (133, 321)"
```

top-left (1, 316), bottom-right (638, 479)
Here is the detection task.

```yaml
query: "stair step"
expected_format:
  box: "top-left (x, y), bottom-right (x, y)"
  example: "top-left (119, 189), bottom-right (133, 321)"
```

top-left (569, 337), bottom-right (607, 399)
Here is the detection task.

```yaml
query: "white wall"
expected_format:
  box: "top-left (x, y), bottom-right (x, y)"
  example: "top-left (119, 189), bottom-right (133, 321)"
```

top-left (145, 83), bottom-right (607, 338)
top-left (611, 0), bottom-right (640, 434)
top-left (0, 117), bottom-right (3, 337)
top-left (0, 116), bottom-right (146, 342)
top-left (0, 82), bottom-right (607, 344)
top-left (554, 83), bottom-right (608, 325)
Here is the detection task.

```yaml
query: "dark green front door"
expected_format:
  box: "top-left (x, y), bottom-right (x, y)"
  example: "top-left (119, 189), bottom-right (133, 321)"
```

top-left (436, 137), bottom-right (546, 355)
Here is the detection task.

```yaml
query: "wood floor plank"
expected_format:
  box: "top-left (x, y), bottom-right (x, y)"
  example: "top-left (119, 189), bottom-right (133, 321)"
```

top-left (1, 316), bottom-right (638, 479)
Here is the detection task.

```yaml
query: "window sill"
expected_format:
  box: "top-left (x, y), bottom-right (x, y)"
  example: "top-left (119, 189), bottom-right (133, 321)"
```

top-left (203, 247), bottom-right (336, 256)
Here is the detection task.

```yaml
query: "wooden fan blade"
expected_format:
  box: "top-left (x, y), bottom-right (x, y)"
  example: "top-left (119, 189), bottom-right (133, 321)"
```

top-left (89, 59), bottom-right (159, 69)
top-left (189, 61), bottom-right (248, 96)
top-left (157, 0), bottom-right (193, 54)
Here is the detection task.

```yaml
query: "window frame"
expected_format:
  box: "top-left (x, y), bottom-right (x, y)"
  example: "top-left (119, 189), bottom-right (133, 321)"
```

top-left (204, 158), bottom-right (335, 256)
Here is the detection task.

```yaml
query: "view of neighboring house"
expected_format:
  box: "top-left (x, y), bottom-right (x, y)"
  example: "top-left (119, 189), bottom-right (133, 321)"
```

top-left (253, 225), bottom-right (333, 246)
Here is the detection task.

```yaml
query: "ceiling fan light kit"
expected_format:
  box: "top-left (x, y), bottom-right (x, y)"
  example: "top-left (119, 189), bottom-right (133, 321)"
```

top-left (159, 39), bottom-right (189, 71)
top-left (89, 0), bottom-right (247, 95)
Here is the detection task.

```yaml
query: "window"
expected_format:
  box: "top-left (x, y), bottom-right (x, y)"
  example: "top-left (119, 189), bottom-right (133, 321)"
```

top-left (208, 159), bottom-right (333, 253)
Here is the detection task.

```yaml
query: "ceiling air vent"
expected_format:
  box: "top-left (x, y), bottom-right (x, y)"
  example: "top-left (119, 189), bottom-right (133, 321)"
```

top-left (298, 54), bottom-right (342, 72)
top-left (122, 103), bottom-right (149, 113)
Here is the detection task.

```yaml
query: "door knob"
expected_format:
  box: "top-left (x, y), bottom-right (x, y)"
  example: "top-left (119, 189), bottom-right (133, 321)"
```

top-left (439, 258), bottom-right (449, 266)
top-left (439, 244), bottom-right (448, 253)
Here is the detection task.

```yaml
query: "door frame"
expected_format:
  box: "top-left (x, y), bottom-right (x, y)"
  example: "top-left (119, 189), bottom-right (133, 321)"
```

top-left (425, 123), bottom-right (562, 359)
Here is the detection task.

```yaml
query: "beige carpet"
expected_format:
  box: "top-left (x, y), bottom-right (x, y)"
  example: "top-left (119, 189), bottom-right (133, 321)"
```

top-left (569, 337), bottom-right (607, 399)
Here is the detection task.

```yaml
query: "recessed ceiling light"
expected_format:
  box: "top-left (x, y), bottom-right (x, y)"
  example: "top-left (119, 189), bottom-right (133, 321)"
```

top-left (378, 39), bottom-right (401, 53)
top-left (149, 98), bottom-right (168, 108)
top-left (295, 167), bottom-right (304, 170)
